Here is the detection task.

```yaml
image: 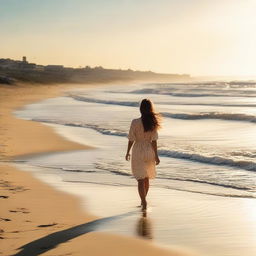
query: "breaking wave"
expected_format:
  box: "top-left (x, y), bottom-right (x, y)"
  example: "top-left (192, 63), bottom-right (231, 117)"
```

top-left (32, 118), bottom-right (256, 172)
top-left (162, 112), bottom-right (256, 122)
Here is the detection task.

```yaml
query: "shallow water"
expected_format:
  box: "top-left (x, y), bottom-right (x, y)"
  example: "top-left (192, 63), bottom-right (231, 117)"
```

top-left (14, 82), bottom-right (256, 255)
top-left (15, 82), bottom-right (256, 198)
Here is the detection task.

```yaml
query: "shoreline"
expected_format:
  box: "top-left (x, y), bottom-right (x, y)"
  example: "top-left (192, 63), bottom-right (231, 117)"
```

top-left (0, 83), bottom-right (193, 256)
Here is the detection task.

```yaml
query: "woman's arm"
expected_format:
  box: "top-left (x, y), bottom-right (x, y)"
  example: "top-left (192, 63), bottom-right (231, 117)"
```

top-left (125, 140), bottom-right (134, 161)
top-left (151, 140), bottom-right (160, 165)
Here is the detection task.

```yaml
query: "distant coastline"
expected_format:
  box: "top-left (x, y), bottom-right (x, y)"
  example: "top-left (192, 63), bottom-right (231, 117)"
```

top-left (0, 57), bottom-right (191, 85)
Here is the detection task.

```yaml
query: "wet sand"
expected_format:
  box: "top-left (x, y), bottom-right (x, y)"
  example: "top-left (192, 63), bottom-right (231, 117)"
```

top-left (0, 83), bottom-right (195, 256)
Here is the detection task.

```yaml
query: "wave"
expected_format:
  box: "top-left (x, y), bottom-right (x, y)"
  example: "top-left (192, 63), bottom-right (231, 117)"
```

top-left (30, 163), bottom-right (255, 198)
top-left (94, 162), bottom-right (254, 192)
top-left (70, 95), bottom-right (139, 107)
top-left (16, 152), bottom-right (255, 198)
top-left (32, 118), bottom-right (127, 137)
top-left (158, 176), bottom-right (252, 191)
top-left (231, 151), bottom-right (256, 158)
top-left (42, 168), bottom-right (256, 198)
top-left (31, 160), bottom-right (255, 193)
top-left (32, 118), bottom-right (256, 172)
top-left (69, 95), bottom-right (256, 109)
top-left (58, 162), bottom-right (254, 192)
top-left (69, 96), bottom-right (256, 123)
top-left (130, 88), bottom-right (256, 98)
top-left (162, 112), bottom-right (256, 122)
top-left (147, 81), bottom-right (256, 87)
top-left (159, 149), bottom-right (256, 172)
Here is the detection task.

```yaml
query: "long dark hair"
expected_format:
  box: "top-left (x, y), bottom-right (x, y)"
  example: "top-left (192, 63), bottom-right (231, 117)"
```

top-left (140, 99), bottom-right (161, 132)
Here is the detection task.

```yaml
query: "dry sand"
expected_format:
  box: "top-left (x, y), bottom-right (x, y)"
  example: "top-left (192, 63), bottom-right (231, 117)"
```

top-left (0, 83), bottom-right (196, 256)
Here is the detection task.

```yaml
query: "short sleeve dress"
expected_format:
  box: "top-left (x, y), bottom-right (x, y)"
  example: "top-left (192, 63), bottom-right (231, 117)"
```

top-left (128, 118), bottom-right (158, 180)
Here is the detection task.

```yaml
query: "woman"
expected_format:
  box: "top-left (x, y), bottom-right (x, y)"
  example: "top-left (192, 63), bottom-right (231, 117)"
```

top-left (125, 99), bottom-right (161, 210)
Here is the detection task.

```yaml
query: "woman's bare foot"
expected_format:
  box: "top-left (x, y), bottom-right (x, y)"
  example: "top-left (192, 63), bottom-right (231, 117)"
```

top-left (141, 200), bottom-right (147, 211)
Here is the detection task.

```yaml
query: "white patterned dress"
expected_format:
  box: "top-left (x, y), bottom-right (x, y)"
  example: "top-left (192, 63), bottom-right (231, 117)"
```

top-left (128, 118), bottom-right (158, 180)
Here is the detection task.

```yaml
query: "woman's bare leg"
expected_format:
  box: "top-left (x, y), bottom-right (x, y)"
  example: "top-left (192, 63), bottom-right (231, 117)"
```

top-left (144, 178), bottom-right (149, 196)
top-left (138, 179), bottom-right (147, 210)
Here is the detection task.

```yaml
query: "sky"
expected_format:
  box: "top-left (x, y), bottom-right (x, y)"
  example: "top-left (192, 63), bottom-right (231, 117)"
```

top-left (1, 0), bottom-right (256, 76)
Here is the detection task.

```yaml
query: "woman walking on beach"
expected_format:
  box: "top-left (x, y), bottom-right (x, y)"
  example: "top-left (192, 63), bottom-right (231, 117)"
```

top-left (126, 99), bottom-right (161, 210)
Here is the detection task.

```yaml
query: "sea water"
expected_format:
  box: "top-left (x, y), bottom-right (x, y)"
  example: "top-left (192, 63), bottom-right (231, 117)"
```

top-left (15, 82), bottom-right (256, 198)
top-left (14, 82), bottom-right (256, 256)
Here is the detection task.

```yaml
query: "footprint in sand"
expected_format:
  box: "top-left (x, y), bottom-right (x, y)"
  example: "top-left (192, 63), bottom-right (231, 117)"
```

top-left (9, 208), bottom-right (30, 214)
top-left (0, 228), bottom-right (4, 239)
top-left (0, 180), bottom-right (28, 193)
top-left (37, 223), bottom-right (58, 228)
top-left (0, 218), bottom-right (11, 222)
top-left (0, 195), bottom-right (8, 199)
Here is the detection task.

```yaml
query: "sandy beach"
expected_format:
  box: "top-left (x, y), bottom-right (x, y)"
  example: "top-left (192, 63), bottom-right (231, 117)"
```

top-left (2, 1), bottom-right (256, 255)
top-left (0, 83), bottom-right (195, 256)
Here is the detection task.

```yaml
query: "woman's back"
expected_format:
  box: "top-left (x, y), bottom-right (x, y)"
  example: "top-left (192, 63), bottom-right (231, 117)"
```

top-left (128, 118), bottom-right (158, 142)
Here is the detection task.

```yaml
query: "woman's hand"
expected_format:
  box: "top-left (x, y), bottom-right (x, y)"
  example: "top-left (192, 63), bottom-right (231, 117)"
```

top-left (155, 156), bottom-right (160, 165)
top-left (125, 153), bottom-right (131, 161)
top-left (126, 141), bottom-right (134, 161)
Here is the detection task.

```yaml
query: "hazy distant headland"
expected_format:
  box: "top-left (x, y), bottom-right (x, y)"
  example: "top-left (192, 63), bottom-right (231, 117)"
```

top-left (0, 57), bottom-right (191, 85)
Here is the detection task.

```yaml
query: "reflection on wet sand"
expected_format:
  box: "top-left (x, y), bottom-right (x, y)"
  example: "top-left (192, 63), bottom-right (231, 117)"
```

top-left (136, 211), bottom-right (153, 240)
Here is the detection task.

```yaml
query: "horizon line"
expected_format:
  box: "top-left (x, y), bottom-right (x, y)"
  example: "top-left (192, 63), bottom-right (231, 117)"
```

top-left (2, 56), bottom-right (256, 79)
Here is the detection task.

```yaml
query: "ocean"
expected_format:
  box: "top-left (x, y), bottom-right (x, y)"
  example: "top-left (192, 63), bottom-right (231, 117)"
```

top-left (13, 82), bottom-right (256, 256)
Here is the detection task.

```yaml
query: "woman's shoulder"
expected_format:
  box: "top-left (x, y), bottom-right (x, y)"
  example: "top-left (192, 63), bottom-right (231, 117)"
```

top-left (131, 117), bottom-right (141, 124)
